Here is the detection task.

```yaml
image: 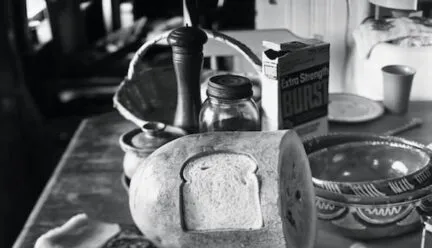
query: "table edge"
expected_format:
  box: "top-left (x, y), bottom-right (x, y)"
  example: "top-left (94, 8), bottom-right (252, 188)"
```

top-left (12, 119), bottom-right (89, 248)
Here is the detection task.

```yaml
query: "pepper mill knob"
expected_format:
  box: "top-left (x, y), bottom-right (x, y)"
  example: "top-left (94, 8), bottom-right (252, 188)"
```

top-left (168, 27), bottom-right (208, 133)
top-left (168, 27), bottom-right (207, 52)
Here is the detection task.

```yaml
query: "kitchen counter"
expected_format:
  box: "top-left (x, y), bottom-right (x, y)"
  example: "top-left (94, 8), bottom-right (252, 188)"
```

top-left (13, 102), bottom-right (432, 248)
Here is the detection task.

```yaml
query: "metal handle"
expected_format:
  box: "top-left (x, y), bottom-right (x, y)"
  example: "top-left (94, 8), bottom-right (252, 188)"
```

top-left (126, 29), bottom-right (262, 80)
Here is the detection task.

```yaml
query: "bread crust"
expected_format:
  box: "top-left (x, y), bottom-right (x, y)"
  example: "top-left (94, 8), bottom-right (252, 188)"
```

top-left (129, 130), bottom-right (316, 248)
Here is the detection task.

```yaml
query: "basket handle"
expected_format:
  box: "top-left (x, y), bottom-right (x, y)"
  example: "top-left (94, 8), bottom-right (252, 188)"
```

top-left (126, 29), bottom-right (263, 80)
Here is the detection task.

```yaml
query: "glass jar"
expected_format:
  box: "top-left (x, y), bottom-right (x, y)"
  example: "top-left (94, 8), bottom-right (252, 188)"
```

top-left (199, 74), bottom-right (260, 132)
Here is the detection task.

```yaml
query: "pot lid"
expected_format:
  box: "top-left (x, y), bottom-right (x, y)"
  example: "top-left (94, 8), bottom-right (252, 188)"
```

top-left (120, 122), bottom-right (186, 154)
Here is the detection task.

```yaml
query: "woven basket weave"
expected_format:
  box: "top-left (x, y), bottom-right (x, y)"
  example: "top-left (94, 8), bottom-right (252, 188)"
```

top-left (113, 29), bottom-right (262, 128)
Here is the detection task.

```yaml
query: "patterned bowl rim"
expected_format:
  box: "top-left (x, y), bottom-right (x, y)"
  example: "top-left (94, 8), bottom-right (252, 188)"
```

top-left (314, 194), bottom-right (425, 208)
top-left (314, 182), bottom-right (432, 206)
top-left (303, 132), bottom-right (432, 197)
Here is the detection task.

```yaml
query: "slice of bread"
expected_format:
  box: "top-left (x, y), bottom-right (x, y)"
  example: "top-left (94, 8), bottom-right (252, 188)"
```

top-left (182, 152), bottom-right (263, 231)
top-left (34, 213), bottom-right (120, 248)
top-left (34, 213), bottom-right (155, 248)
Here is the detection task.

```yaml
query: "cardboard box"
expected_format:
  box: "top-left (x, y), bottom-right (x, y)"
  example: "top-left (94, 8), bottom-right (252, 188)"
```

top-left (261, 35), bottom-right (330, 139)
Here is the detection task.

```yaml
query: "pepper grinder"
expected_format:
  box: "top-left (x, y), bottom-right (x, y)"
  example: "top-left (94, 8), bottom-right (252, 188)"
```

top-left (167, 26), bottom-right (207, 133)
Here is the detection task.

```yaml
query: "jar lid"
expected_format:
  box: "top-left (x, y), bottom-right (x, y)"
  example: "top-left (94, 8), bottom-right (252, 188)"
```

top-left (120, 122), bottom-right (185, 156)
top-left (207, 74), bottom-right (253, 100)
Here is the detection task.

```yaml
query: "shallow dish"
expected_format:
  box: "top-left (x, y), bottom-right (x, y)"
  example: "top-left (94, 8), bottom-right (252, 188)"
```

top-left (328, 93), bottom-right (384, 123)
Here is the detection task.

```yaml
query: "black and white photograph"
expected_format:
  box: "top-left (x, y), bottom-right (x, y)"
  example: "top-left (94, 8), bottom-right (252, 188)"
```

top-left (3, 0), bottom-right (432, 247)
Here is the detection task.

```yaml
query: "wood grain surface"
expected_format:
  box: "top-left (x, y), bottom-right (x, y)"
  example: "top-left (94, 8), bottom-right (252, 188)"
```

top-left (13, 102), bottom-right (432, 248)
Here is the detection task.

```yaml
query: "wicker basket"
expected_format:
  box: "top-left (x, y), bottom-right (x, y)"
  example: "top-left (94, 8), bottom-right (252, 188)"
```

top-left (113, 29), bottom-right (263, 128)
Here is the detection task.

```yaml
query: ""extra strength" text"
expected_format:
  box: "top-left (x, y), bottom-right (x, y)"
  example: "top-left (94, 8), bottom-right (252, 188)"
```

top-left (281, 66), bottom-right (329, 89)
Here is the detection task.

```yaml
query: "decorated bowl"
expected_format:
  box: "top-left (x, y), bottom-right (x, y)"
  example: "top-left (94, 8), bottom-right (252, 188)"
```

top-left (303, 132), bottom-right (432, 239)
top-left (304, 133), bottom-right (432, 197)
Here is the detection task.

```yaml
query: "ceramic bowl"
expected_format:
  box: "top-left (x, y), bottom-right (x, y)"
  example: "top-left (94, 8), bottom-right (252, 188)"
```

top-left (303, 132), bottom-right (432, 239)
top-left (304, 133), bottom-right (432, 197)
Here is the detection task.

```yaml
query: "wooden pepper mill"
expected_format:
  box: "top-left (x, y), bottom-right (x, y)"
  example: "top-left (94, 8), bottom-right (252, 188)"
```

top-left (168, 26), bottom-right (207, 133)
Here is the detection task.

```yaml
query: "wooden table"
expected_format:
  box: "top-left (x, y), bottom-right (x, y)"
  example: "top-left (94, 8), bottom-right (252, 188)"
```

top-left (13, 102), bottom-right (432, 248)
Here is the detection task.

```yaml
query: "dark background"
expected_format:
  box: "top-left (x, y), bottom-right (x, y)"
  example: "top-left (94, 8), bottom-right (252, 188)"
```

top-left (5, 1), bottom-right (432, 247)
top-left (1, 0), bottom-right (256, 247)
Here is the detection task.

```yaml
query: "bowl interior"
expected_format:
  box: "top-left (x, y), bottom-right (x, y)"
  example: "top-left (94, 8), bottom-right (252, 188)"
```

top-left (309, 141), bottom-right (430, 183)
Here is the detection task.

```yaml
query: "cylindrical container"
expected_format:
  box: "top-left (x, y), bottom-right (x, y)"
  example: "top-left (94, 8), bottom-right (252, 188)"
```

top-left (119, 122), bottom-right (186, 187)
top-left (199, 74), bottom-right (260, 132)
top-left (382, 64), bottom-right (416, 114)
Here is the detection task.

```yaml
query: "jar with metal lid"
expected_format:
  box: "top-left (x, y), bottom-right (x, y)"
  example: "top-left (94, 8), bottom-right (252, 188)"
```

top-left (199, 74), bottom-right (260, 132)
top-left (119, 121), bottom-right (186, 188)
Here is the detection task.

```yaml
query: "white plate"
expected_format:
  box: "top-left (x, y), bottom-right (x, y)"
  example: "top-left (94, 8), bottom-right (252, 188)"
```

top-left (328, 93), bottom-right (384, 123)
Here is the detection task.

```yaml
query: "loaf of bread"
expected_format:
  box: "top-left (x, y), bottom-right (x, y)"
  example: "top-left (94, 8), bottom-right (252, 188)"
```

top-left (129, 130), bottom-right (316, 248)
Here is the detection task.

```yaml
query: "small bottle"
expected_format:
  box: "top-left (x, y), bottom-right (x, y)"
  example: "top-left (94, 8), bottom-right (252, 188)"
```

top-left (199, 74), bottom-right (260, 132)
